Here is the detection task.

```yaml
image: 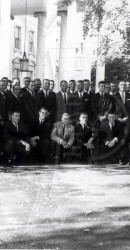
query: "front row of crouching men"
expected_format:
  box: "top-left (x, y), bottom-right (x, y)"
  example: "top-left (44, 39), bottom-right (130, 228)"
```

top-left (1, 107), bottom-right (130, 166)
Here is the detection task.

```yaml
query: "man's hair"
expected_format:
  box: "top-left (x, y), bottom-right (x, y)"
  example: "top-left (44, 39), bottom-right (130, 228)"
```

top-left (60, 80), bottom-right (67, 86)
top-left (77, 80), bottom-right (83, 84)
top-left (62, 112), bottom-right (70, 117)
top-left (34, 78), bottom-right (41, 82)
top-left (11, 110), bottom-right (21, 115)
top-left (98, 81), bottom-right (105, 86)
top-left (108, 111), bottom-right (116, 116)
top-left (84, 79), bottom-right (90, 83)
top-left (69, 80), bottom-right (76, 84)
top-left (1, 77), bottom-right (8, 81)
top-left (79, 112), bottom-right (88, 117)
top-left (43, 79), bottom-right (50, 83)
top-left (23, 77), bottom-right (31, 81)
top-left (39, 107), bottom-right (48, 113)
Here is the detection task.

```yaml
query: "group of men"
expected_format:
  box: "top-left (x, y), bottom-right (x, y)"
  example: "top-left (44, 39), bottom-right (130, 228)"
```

top-left (0, 76), bottom-right (130, 165)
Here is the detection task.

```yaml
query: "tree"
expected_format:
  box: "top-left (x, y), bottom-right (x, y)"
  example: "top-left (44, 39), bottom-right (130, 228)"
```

top-left (91, 56), bottom-right (130, 82)
top-left (57, 0), bottom-right (130, 58)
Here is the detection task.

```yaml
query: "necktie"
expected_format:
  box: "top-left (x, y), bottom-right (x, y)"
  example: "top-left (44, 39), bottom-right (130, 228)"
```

top-left (45, 91), bottom-right (48, 98)
top-left (64, 93), bottom-right (66, 103)
top-left (79, 92), bottom-right (82, 99)
top-left (122, 92), bottom-right (125, 103)
top-left (62, 125), bottom-right (65, 137)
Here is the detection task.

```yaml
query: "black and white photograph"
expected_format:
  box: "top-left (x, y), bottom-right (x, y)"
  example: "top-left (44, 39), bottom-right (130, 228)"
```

top-left (0, 0), bottom-right (130, 249)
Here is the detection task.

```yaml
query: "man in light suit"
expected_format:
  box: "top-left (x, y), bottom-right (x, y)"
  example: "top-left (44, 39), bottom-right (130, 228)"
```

top-left (51, 113), bottom-right (74, 163)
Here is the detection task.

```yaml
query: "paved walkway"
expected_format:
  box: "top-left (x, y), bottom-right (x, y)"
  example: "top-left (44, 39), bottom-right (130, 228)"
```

top-left (0, 164), bottom-right (130, 249)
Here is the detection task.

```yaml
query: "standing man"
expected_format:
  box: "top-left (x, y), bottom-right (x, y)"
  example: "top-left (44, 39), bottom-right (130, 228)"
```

top-left (110, 82), bottom-right (117, 95)
top-left (83, 79), bottom-right (94, 121)
top-left (21, 81), bottom-right (42, 125)
top-left (51, 113), bottom-right (74, 163)
top-left (91, 81), bottom-right (113, 125)
top-left (50, 80), bottom-right (55, 92)
top-left (34, 79), bottom-right (41, 93)
top-left (21, 77), bottom-right (31, 95)
top-left (40, 79), bottom-right (56, 123)
top-left (56, 80), bottom-right (68, 121)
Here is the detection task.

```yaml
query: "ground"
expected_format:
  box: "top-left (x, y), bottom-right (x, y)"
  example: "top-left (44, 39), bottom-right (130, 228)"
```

top-left (0, 164), bottom-right (130, 249)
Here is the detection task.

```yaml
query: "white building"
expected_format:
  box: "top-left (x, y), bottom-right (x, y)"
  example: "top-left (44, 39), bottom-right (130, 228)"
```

top-left (0, 0), bottom-right (108, 90)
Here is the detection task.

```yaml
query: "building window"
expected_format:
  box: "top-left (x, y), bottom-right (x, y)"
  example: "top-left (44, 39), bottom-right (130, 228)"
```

top-left (29, 31), bottom-right (34, 53)
top-left (15, 26), bottom-right (21, 50)
top-left (14, 68), bottom-right (20, 78)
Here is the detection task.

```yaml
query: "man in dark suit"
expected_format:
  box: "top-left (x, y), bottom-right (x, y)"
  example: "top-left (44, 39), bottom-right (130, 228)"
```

top-left (56, 80), bottom-right (68, 121)
top-left (99, 112), bottom-right (125, 163)
top-left (51, 113), bottom-right (74, 163)
top-left (4, 110), bottom-right (31, 165)
top-left (91, 81), bottom-right (113, 126)
top-left (21, 80), bottom-right (42, 125)
top-left (7, 83), bottom-right (24, 121)
top-left (21, 77), bottom-right (31, 95)
top-left (40, 79), bottom-right (56, 123)
top-left (0, 80), bottom-right (8, 154)
top-left (83, 79), bottom-right (94, 121)
top-left (29, 107), bottom-right (52, 163)
top-left (75, 112), bottom-right (94, 162)
top-left (34, 78), bottom-right (41, 93)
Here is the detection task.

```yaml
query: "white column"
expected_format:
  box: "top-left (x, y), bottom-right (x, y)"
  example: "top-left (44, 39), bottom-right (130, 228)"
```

top-left (58, 11), bottom-right (67, 85)
top-left (0, 0), bottom-right (11, 78)
top-left (95, 33), bottom-right (105, 92)
top-left (35, 12), bottom-right (46, 81)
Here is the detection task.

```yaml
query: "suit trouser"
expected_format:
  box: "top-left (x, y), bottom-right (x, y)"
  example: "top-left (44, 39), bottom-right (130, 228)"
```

top-left (51, 141), bottom-right (64, 160)
top-left (5, 140), bottom-right (28, 161)
top-left (36, 139), bottom-right (51, 162)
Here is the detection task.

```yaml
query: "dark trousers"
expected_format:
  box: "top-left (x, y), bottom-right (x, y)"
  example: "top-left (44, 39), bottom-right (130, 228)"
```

top-left (5, 140), bottom-right (29, 163)
top-left (36, 138), bottom-right (51, 163)
top-left (51, 141), bottom-right (64, 161)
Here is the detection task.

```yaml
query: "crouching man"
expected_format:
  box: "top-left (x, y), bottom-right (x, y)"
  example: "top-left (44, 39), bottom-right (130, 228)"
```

top-left (4, 110), bottom-right (31, 165)
top-left (51, 113), bottom-right (74, 163)
top-left (74, 112), bottom-right (94, 163)
top-left (29, 107), bottom-right (52, 164)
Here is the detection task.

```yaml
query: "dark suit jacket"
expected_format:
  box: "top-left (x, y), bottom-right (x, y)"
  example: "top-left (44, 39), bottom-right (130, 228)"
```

top-left (21, 91), bottom-right (42, 123)
top-left (20, 87), bottom-right (28, 96)
top-left (4, 120), bottom-right (28, 144)
top-left (0, 92), bottom-right (7, 122)
top-left (56, 91), bottom-right (68, 121)
top-left (114, 92), bottom-right (130, 118)
top-left (29, 118), bottom-right (51, 140)
top-left (91, 92), bottom-right (113, 120)
top-left (7, 93), bottom-right (24, 120)
top-left (99, 120), bottom-right (124, 145)
top-left (74, 122), bottom-right (92, 146)
top-left (39, 90), bottom-right (56, 122)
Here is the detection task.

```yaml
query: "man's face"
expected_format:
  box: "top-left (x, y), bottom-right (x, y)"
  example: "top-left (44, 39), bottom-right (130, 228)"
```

top-left (43, 80), bottom-right (50, 91)
top-left (119, 82), bottom-right (126, 92)
top-left (105, 84), bottom-right (110, 94)
top-left (76, 82), bottom-right (83, 92)
top-left (11, 112), bottom-right (20, 124)
top-left (110, 83), bottom-right (116, 93)
top-left (28, 82), bottom-right (36, 92)
top-left (79, 114), bottom-right (88, 124)
top-left (35, 80), bottom-right (41, 92)
top-left (13, 85), bottom-right (21, 97)
top-left (39, 109), bottom-right (48, 120)
top-left (126, 82), bottom-right (130, 91)
top-left (61, 82), bottom-right (67, 93)
top-left (84, 81), bottom-right (90, 91)
top-left (0, 81), bottom-right (7, 93)
top-left (50, 81), bottom-right (54, 91)
top-left (24, 78), bottom-right (30, 88)
top-left (69, 81), bottom-right (76, 91)
top-left (108, 114), bottom-right (116, 124)
top-left (62, 114), bottom-right (70, 125)
top-left (99, 83), bottom-right (105, 93)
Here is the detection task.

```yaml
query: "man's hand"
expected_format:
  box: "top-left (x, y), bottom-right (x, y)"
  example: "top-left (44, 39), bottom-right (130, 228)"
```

top-left (99, 116), bottom-right (106, 122)
top-left (61, 139), bottom-right (68, 147)
top-left (21, 140), bottom-right (31, 151)
top-left (30, 136), bottom-right (40, 147)
top-left (85, 138), bottom-right (94, 149)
